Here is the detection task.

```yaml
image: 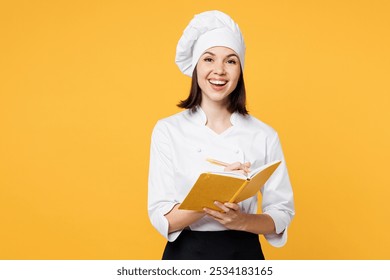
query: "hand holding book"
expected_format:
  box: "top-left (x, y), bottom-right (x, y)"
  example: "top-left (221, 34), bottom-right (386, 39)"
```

top-left (179, 159), bottom-right (282, 211)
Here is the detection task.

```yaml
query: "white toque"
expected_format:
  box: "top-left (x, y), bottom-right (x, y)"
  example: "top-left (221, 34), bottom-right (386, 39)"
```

top-left (175, 10), bottom-right (246, 77)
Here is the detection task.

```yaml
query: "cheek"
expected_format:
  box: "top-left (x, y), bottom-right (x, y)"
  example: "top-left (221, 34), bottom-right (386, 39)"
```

top-left (196, 69), bottom-right (209, 87)
top-left (230, 75), bottom-right (240, 89)
top-left (196, 65), bottom-right (208, 79)
top-left (231, 70), bottom-right (241, 87)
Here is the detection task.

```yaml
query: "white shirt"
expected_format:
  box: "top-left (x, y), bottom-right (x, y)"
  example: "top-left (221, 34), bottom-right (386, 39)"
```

top-left (148, 108), bottom-right (295, 247)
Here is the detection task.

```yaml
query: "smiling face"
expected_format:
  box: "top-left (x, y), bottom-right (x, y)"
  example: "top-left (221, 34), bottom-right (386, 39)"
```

top-left (196, 46), bottom-right (241, 108)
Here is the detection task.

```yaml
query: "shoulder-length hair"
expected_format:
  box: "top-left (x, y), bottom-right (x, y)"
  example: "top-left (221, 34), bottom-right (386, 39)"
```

top-left (177, 66), bottom-right (249, 115)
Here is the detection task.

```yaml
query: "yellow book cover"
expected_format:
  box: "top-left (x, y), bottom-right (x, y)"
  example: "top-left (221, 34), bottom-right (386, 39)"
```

top-left (179, 160), bottom-right (282, 211)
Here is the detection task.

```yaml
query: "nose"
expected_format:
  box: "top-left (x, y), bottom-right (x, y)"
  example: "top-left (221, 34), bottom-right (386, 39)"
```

top-left (213, 61), bottom-right (226, 75)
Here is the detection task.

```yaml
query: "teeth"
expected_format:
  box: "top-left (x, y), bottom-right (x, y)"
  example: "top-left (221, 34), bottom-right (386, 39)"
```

top-left (209, 80), bottom-right (227, 85)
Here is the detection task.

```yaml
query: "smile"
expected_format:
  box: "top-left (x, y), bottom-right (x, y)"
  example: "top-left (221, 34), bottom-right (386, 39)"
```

top-left (209, 79), bottom-right (228, 86)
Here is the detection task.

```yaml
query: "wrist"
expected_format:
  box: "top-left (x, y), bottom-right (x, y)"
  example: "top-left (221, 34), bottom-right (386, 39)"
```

top-left (237, 212), bottom-right (251, 231)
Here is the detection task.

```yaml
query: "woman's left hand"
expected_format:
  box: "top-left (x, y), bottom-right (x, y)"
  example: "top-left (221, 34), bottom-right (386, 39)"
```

top-left (203, 201), bottom-right (247, 230)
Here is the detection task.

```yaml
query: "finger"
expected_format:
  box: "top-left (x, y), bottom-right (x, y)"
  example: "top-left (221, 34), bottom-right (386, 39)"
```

top-left (243, 162), bottom-right (251, 172)
top-left (231, 169), bottom-right (248, 176)
top-left (225, 162), bottom-right (251, 173)
top-left (224, 162), bottom-right (242, 172)
top-left (239, 164), bottom-right (250, 174)
top-left (213, 201), bottom-right (230, 213)
top-left (203, 207), bottom-right (224, 220)
top-left (223, 202), bottom-right (240, 211)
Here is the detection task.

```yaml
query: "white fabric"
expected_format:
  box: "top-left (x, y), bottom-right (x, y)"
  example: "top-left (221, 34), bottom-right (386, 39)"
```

top-left (176, 10), bottom-right (245, 77)
top-left (148, 108), bottom-right (295, 247)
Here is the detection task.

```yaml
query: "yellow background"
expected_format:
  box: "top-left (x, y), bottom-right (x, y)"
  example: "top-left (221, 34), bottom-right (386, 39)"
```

top-left (1, 0), bottom-right (389, 259)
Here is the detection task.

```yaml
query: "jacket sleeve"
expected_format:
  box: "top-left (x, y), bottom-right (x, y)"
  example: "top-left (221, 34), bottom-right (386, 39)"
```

top-left (261, 132), bottom-right (295, 247)
top-left (148, 121), bottom-right (182, 242)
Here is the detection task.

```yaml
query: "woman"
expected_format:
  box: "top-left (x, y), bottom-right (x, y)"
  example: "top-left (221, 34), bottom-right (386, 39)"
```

top-left (148, 10), bottom-right (295, 260)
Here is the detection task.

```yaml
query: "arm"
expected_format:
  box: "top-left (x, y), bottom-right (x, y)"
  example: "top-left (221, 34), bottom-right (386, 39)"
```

top-left (148, 122), bottom-right (184, 241)
top-left (203, 201), bottom-right (276, 235)
top-left (261, 132), bottom-right (295, 246)
top-left (165, 204), bottom-right (206, 233)
top-left (148, 122), bottom-right (206, 241)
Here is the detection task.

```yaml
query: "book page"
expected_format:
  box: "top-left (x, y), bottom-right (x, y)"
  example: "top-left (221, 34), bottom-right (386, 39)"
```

top-left (248, 160), bottom-right (282, 179)
top-left (207, 170), bottom-right (248, 180)
top-left (206, 160), bottom-right (281, 180)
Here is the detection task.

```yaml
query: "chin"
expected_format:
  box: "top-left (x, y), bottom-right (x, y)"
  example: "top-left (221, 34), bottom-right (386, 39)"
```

top-left (207, 95), bottom-right (230, 104)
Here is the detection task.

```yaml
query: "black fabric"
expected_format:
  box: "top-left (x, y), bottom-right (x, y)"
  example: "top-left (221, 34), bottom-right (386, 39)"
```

top-left (162, 229), bottom-right (265, 260)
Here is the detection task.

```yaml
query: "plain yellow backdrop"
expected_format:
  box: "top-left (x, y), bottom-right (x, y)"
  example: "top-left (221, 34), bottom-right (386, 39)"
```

top-left (1, 0), bottom-right (389, 259)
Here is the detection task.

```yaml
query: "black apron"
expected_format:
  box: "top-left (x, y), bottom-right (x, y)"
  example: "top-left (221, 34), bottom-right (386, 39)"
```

top-left (162, 229), bottom-right (265, 260)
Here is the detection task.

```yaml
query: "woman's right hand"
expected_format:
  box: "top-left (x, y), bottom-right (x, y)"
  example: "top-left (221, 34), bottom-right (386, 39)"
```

top-left (224, 161), bottom-right (251, 176)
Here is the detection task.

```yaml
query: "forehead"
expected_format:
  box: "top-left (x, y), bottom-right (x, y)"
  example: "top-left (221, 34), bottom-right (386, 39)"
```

top-left (202, 46), bottom-right (239, 57)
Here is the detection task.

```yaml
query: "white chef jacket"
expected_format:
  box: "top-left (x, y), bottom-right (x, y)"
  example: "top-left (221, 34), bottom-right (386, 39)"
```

top-left (148, 107), bottom-right (295, 247)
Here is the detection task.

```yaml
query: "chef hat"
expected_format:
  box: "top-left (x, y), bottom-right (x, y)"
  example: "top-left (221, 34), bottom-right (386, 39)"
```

top-left (175, 10), bottom-right (246, 77)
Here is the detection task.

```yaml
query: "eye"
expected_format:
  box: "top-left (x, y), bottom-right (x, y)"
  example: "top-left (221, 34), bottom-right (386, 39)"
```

top-left (203, 57), bottom-right (213, 62)
top-left (227, 59), bottom-right (237, 65)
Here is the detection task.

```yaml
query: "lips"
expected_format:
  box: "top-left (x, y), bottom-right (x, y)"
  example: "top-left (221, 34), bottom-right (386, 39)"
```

top-left (209, 79), bottom-right (228, 86)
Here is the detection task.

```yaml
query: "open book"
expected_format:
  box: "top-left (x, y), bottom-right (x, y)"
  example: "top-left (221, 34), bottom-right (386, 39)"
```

top-left (179, 160), bottom-right (281, 211)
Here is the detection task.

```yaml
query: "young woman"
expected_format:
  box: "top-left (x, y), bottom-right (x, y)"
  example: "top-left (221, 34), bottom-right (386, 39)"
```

top-left (148, 10), bottom-right (295, 260)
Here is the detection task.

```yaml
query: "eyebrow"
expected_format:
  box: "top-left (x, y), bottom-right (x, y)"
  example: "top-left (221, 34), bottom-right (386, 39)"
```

top-left (202, 51), bottom-right (239, 58)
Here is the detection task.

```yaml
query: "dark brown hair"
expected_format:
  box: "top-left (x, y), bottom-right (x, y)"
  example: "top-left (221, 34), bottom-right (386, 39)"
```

top-left (177, 66), bottom-right (249, 115)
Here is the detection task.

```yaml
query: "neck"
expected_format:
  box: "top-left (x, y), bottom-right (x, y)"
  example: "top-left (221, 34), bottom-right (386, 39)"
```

top-left (200, 103), bottom-right (232, 134)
